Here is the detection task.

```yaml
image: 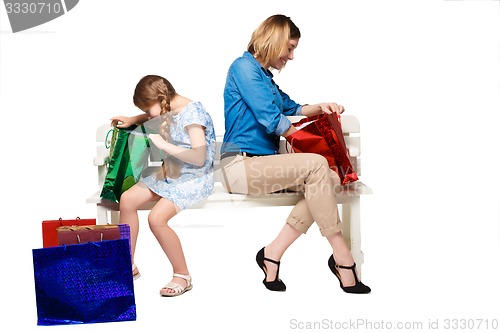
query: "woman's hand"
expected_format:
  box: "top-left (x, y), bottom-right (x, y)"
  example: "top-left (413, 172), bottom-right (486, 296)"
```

top-left (318, 103), bottom-right (345, 116)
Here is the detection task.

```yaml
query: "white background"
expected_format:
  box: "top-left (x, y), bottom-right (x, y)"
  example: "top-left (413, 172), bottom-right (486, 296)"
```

top-left (1, 0), bottom-right (499, 332)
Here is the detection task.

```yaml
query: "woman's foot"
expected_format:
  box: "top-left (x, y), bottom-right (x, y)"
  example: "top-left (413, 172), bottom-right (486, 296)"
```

top-left (256, 247), bottom-right (286, 291)
top-left (328, 255), bottom-right (371, 294)
top-left (332, 257), bottom-right (356, 287)
top-left (262, 247), bottom-right (281, 281)
top-left (160, 273), bottom-right (193, 297)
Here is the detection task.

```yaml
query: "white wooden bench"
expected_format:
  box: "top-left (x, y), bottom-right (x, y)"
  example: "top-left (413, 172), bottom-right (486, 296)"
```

top-left (86, 115), bottom-right (372, 272)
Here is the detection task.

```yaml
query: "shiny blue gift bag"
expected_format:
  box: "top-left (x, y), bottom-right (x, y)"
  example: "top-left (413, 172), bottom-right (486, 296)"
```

top-left (32, 239), bottom-right (136, 325)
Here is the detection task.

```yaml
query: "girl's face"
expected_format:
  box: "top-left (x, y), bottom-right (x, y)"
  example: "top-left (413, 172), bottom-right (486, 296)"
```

top-left (143, 102), bottom-right (161, 118)
top-left (271, 39), bottom-right (299, 70)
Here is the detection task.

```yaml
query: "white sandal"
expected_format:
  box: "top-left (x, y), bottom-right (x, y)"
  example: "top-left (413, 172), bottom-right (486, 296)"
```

top-left (132, 264), bottom-right (141, 280)
top-left (160, 273), bottom-right (193, 297)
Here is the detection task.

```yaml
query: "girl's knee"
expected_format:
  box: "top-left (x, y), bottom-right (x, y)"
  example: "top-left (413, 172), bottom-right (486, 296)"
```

top-left (120, 190), bottom-right (131, 203)
top-left (147, 211), bottom-right (168, 229)
top-left (119, 191), bottom-right (138, 211)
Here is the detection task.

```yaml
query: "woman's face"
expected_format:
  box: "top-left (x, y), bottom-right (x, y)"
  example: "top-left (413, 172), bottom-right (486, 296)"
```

top-left (271, 39), bottom-right (299, 70)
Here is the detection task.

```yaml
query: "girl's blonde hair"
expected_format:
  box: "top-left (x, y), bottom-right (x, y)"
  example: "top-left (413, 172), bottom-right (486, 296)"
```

top-left (133, 74), bottom-right (181, 179)
top-left (247, 14), bottom-right (301, 69)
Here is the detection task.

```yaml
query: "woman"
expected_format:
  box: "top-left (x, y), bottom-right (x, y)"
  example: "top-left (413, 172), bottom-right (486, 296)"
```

top-left (220, 15), bottom-right (370, 294)
top-left (111, 75), bottom-right (216, 297)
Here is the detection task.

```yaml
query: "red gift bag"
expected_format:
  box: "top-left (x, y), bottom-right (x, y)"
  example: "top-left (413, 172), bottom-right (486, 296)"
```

top-left (286, 113), bottom-right (358, 185)
top-left (42, 217), bottom-right (96, 248)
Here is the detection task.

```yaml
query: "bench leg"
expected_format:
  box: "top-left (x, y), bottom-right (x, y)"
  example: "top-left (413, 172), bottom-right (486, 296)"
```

top-left (96, 206), bottom-right (120, 225)
top-left (96, 205), bottom-right (109, 225)
top-left (341, 196), bottom-right (364, 278)
top-left (110, 211), bottom-right (120, 224)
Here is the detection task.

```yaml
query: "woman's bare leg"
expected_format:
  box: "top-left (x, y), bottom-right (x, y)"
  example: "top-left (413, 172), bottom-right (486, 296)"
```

top-left (326, 231), bottom-right (357, 287)
top-left (262, 224), bottom-right (301, 281)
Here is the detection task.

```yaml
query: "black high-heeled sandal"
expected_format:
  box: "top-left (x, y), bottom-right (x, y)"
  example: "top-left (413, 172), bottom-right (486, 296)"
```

top-left (328, 255), bottom-right (371, 294)
top-left (256, 247), bottom-right (286, 292)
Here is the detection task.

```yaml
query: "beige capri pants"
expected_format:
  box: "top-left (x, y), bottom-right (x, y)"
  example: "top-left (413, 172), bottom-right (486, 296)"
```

top-left (220, 152), bottom-right (343, 237)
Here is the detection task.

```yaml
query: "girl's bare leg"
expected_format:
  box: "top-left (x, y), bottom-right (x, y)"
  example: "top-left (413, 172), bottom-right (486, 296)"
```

top-left (119, 182), bottom-right (157, 273)
top-left (148, 199), bottom-right (189, 293)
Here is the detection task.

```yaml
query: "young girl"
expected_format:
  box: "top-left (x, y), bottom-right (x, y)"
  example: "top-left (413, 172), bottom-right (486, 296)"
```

top-left (111, 74), bottom-right (216, 297)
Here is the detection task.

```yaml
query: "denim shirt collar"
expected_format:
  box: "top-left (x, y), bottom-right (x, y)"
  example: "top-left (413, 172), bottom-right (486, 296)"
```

top-left (243, 51), bottom-right (274, 79)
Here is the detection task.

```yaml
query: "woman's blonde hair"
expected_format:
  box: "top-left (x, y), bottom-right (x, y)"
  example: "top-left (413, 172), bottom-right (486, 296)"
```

top-left (133, 74), bottom-right (181, 179)
top-left (247, 14), bottom-right (301, 69)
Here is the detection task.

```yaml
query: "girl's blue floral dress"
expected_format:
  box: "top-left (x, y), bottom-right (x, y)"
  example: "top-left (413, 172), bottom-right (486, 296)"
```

top-left (141, 101), bottom-right (216, 210)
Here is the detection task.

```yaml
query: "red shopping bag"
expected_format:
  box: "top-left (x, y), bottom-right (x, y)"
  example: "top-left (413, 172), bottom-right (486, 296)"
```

top-left (286, 113), bottom-right (358, 185)
top-left (42, 217), bottom-right (96, 248)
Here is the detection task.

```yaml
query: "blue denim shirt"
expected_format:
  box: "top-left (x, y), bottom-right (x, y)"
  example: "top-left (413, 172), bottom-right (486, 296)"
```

top-left (222, 51), bottom-right (303, 155)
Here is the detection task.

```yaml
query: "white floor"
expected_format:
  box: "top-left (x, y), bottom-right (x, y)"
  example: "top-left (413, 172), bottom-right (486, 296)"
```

top-left (18, 202), bottom-right (500, 333)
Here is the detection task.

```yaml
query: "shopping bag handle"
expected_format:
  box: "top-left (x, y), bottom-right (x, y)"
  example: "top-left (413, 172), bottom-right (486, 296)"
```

top-left (105, 129), bottom-right (114, 149)
top-left (285, 137), bottom-right (295, 154)
top-left (57, 217), bottom-right (82, 226)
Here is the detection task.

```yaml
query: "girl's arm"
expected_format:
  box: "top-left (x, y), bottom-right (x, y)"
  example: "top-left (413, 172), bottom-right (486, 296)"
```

top-left (148, 124), bottom-right (207, 167)
top-left (110, 113), bottom-right (150, 128)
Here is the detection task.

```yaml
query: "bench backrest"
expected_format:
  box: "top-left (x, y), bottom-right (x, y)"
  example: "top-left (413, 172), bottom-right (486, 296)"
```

top-left (94, 115), bottom-right (362, 184)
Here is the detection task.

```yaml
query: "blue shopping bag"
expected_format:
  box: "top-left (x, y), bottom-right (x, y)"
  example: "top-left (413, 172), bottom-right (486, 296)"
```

top-left (32, 238), bottom-right (136, 325)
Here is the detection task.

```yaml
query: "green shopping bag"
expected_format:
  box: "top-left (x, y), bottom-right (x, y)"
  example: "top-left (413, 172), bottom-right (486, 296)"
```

top-left (100, 125), bottom-right (150, 203)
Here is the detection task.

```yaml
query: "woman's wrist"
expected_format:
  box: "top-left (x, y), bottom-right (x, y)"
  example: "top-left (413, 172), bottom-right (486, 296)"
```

top-left (301, 104), bottom-right (323, 117)
top-left (282, 125), bottom-right (298, 137)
